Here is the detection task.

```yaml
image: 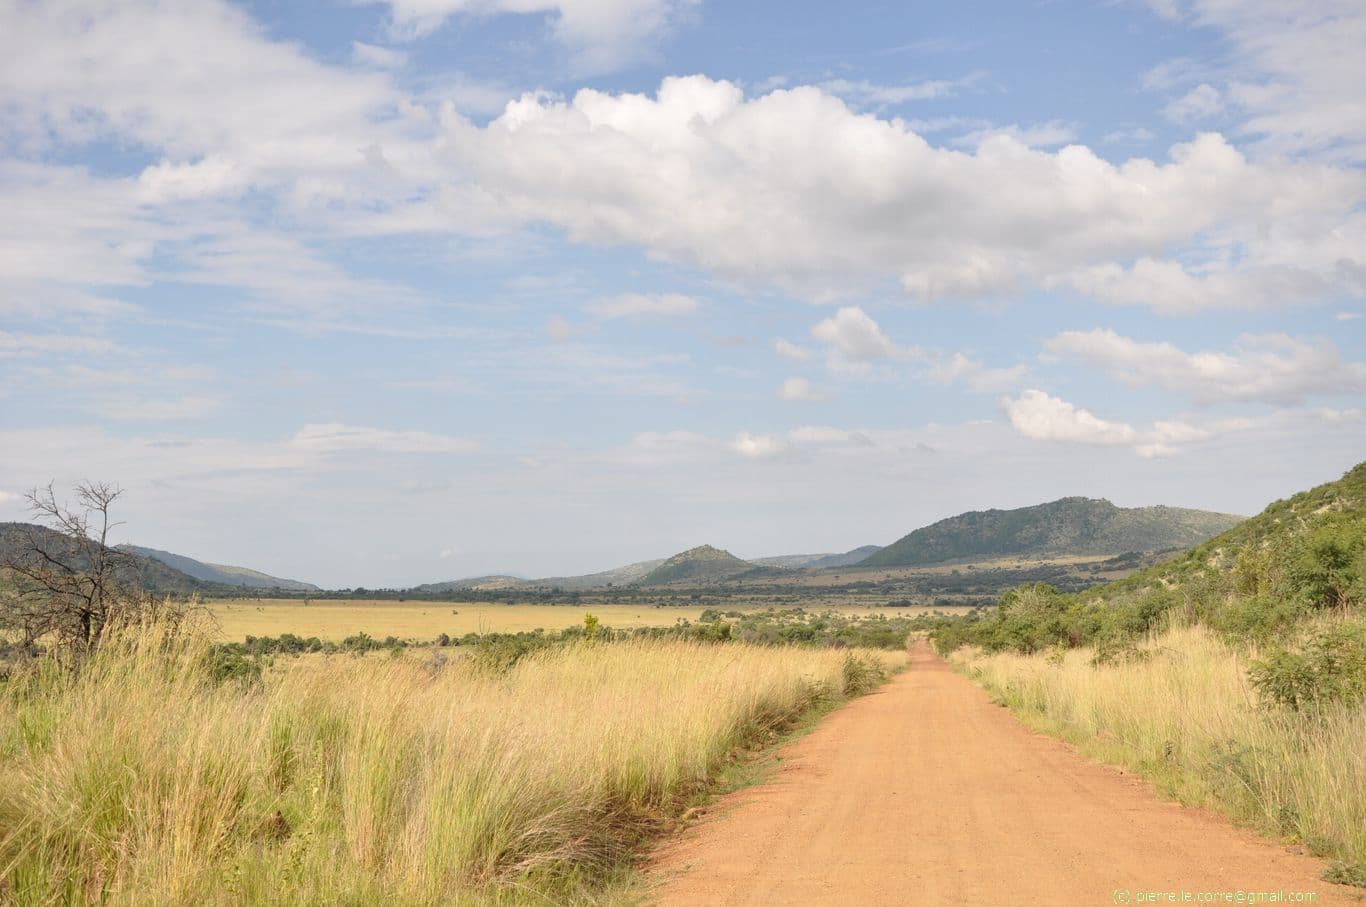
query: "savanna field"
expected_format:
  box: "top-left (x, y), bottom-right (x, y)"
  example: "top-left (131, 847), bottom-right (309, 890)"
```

top-left (0, 616), bottom-right (903, 905)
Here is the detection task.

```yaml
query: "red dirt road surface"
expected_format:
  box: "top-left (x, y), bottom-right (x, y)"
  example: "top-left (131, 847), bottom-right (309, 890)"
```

top-left (647, 641), bottom-right (1362, 906)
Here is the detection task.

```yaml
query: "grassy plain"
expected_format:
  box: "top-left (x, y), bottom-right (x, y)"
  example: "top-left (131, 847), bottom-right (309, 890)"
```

top-left (207, 598), bottom-right (956, 642)
top-left (0, 618), bottom-right (906, 904)
top-left (954, 622), bottom-right (1366, 875)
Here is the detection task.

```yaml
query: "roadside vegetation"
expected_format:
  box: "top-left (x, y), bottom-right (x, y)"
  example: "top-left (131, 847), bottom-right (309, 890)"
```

top-left (933, 462), bottom-right (1366, 885)
top-left (960, 622), bottom-right (1364, 879)
top-left (0, 615), bottom-right (904, 904)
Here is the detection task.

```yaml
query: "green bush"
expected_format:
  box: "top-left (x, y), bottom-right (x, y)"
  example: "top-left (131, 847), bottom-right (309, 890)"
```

top-left (341, 632), bottom-right (377, 653)
top-left (840, 653), bottom-right (885, 696)
top-left (1285, 518), bottom-right (1366, 610)
top-left (1248, 621), bottom-right (1366, 711)
top-left (203, 647), bottom-right (264, 686)
top-left (1211, 594), bottom-right (1309, 644)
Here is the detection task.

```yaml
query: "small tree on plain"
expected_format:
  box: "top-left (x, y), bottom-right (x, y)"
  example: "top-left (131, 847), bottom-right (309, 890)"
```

top-left (1, 481), bottom-right (167, 657)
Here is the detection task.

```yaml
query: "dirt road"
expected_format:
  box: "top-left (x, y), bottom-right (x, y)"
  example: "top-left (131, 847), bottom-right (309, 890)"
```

top-left (648, 641), bottom-right (1360, 905)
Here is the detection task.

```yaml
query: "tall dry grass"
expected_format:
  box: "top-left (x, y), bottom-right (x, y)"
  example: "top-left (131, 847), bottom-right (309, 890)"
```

top-left (955, 623), bottom-right (1366, 870)
top-left (0, 620), bottom-right (904, 904)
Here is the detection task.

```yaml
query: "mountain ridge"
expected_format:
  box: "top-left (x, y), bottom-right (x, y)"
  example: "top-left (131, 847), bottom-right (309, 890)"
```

top-left (119, 544), bottom-right (319, 592)
top-left (859, 497), bottom-right (1244, 568)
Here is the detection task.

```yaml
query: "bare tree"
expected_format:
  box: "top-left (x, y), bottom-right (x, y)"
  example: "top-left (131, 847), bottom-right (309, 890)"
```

top-left (1, 481), bottom-right (161, 655)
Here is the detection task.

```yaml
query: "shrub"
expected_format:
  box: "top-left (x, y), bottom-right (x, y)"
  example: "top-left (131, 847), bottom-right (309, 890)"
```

top-left (1212, 594), bottom-right (1309, 644)
top-left (840, 653), bottom-right (885, 696)
top-left (1323, 861), bottom-right (1366, 889)
top-left (1248, 621), bottom-right (1366, 711)
top-left (1285, 518), bottom-right (1366, 610)
top-left (341, 632), bottom-right (377, 653)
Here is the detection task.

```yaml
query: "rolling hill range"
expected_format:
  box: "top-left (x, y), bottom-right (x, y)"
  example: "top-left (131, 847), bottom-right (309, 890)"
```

top-left (411, 575), bottom-right (527, 593)
top-left (1, 523), bottom-right (220, 595)
top-left (2, 525), bottom-right (318, 596)
top-left (859, 498), bottom-right (1244, 568)
top-left (120, 545), bottom-right (318, 592)
top-left (524, 558), bottom-right (667, 590)
top-left (409, 496), bottom-right (1243, 595)
top-left (753, 546), bottom-right (882, 569)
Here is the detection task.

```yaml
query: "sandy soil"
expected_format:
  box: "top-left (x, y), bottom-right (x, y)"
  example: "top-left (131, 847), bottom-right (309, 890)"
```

top-left (647, 641), bottom-right (1362, 906)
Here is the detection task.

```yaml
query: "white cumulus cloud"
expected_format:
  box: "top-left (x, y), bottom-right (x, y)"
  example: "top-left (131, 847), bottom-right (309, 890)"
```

top-left (809, 306), bottom-right (905, 372)
top-left (1001, 389), bottom-right (1137, 445)
top-left (438, 76), bottom-right (1366, 308)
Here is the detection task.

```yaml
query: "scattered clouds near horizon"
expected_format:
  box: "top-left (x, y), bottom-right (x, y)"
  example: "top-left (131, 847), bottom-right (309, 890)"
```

top-left (996, 387), bottom-right (1357, 460)
top-left (291, 424), bottom-right (479, 454)
top-left (776, 376), bottom-right (831, 402)
top-left (583, 293), bottom-right (701, 319)
top-left (1045, 329), bottom-right (1366, 406)
top-left (731, 431), bottom-right (788, 459)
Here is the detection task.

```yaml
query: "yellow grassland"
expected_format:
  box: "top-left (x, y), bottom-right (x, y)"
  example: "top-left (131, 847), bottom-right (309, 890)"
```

top-left (0, 618), bottom-right (906, 904)
top-left (206, 599), bottom-right (955, 641)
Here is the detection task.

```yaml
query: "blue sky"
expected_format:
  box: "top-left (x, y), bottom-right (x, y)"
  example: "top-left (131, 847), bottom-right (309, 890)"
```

top-left (1, 0), bottom-right (1363, 587)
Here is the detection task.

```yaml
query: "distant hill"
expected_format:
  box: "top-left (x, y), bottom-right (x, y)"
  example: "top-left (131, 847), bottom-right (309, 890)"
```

top-left (0, 523), bottom-right (218, 595)
top-left (527, 558), bottom-right (667, 590)
top-left (411, 575), bottom-right (526, 593)
top-left (119, 545), bottom-right (318, 592)
top-left (810, 545), bottom-right (883, 568)
top-left (639, 545), bottom-right (757, 585)
top-left (753, 545), bottom-right (883, 569)
top-left (860, 498), bottom-right (1244, 568)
